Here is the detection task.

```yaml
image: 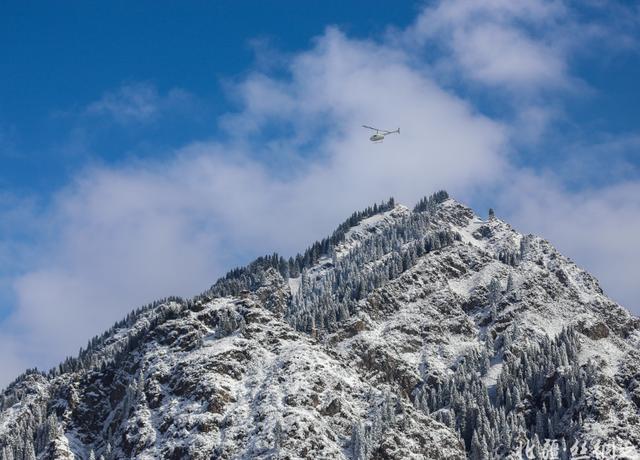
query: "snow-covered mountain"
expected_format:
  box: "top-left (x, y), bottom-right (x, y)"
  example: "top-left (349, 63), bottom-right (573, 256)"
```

top-left (1, 192), bottom-right (639, 460)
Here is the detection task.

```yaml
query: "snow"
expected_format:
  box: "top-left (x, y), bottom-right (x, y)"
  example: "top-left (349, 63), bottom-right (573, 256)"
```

top-left (344, 212), bottom-right (387, 237)
top-left (335, 205), bottom-right (410, 260)
top-left (578, 336), bottom-right (626, 378)
top-left (453, 215), bottom-right (486, 249)
top-left (482, 360), bottom-right (504, 390)
top-left (288, 276), bottom-right (301, 295)
top-left (0, 405), bottom-right (18, 433)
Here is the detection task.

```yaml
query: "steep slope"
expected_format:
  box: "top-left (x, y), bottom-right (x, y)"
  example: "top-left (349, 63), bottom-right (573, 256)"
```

top-left (1, 192), bottom-right (639, 460)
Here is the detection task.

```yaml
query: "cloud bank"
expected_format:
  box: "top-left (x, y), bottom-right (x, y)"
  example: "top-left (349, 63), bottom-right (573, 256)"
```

top-left (1, 0), bottom-right (638, 386)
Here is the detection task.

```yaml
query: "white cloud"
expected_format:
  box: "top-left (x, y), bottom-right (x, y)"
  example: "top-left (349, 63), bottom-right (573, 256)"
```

top-left (0, 336), bottom-right (29, 383)
top-left (86, 82), bottom-right (194, 124)
top-left (407, 0), bottom-right (570, 90)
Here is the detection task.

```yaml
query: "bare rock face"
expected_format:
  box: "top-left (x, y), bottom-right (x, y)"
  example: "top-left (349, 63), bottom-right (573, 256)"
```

top-left (578, 320), bottom-right (610, 340)
top-left (1, 193), bottom-right (639, 459)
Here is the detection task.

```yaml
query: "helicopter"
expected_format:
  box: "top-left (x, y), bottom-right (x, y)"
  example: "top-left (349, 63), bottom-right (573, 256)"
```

top-left (362, 125), bottom-right (400, 143)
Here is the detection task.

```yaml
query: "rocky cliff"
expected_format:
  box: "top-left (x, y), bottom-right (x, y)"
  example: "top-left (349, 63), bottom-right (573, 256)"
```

top-left (1, 193), bottom-right (639, 459)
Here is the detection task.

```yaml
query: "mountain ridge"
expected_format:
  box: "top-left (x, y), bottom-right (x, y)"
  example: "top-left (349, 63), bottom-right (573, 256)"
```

top-left (1, 192), bottom-right (639, 459)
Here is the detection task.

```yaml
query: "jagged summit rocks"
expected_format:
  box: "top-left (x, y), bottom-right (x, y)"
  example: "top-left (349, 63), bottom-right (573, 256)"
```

top-left (1, 192), bottom-right (639, 459)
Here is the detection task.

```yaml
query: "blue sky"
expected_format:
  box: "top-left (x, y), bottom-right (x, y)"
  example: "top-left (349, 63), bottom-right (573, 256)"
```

top-left (1, 1), bottom-right (639, 386)
top-left (1, 1), bottom-right (417, 193)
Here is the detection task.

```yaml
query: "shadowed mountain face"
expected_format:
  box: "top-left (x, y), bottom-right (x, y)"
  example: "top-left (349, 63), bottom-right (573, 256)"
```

top-left (1, 192), bottom-right (639, 460)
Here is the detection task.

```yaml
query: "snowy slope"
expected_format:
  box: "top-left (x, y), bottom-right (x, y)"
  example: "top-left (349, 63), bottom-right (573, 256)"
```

top-left (1, 193), bottom-right (639, 460)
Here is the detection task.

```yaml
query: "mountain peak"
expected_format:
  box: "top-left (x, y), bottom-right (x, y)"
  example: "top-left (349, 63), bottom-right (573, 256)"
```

top-left (1, 190), bottom-right (639, 459)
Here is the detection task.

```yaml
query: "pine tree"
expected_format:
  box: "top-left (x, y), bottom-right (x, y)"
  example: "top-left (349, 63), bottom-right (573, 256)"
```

top-left (351, 422), bottom-right (367, 460)
top-left (479, 436), bottom-right (490, 460)
top-left (519, 236), bottom-right (530, 258)
top-left (490, 303), bottom-right (497, 320)
top-left (534, 410), bottom-right (544, 439)
top-left (471, 431), bottom-right (482, 460)
top-left (505, 388), bottom-right (513, 412)
top-left (559, 438), bottom-right (568, 460)
top-left (553, 383), bottom-right (563, 412)
top-left (383, 392), bottom-right (395, 427)
top-left (45, 413), bottom-right (58, 445)
top-left (273, 421), bottom-right (284, 451)
top-left (506, 273), bottom-right (514, 292)
top-left (487, 278), bottom-right (502, 307)
top-left (23, 441), bottom-right (36, 460)
top-left (512, 386), bottom-right (521, 409)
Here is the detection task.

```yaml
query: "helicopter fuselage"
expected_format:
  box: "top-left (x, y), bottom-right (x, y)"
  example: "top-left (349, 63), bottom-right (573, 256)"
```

top-left (369, 133), bottom-right (385, 142)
